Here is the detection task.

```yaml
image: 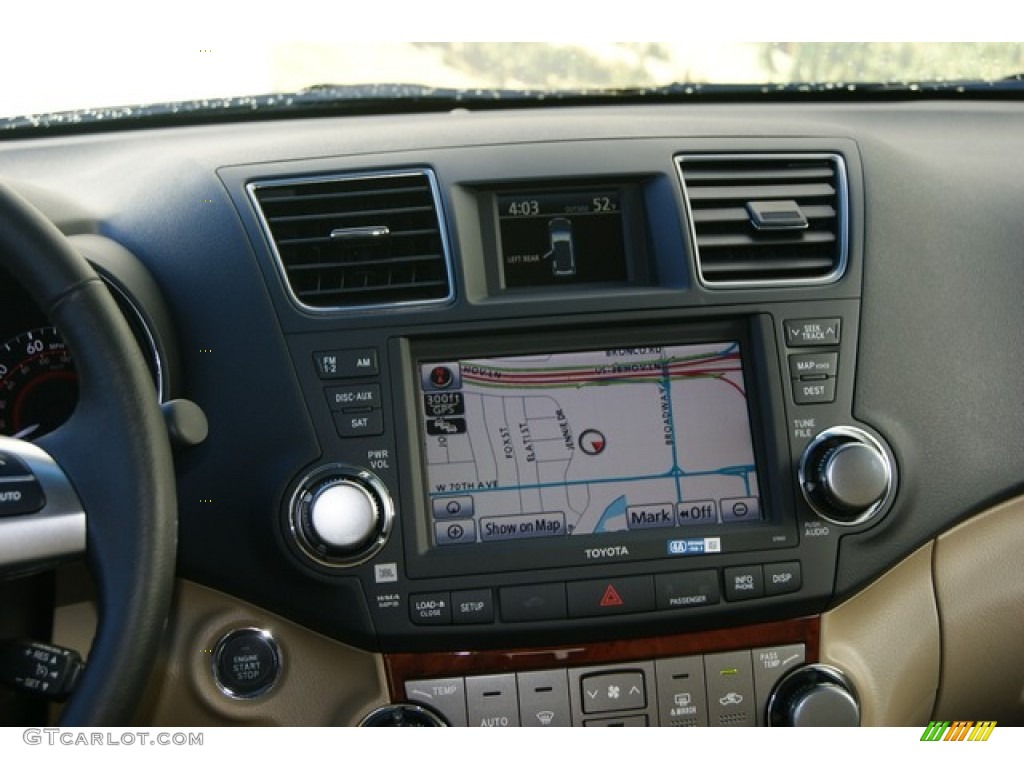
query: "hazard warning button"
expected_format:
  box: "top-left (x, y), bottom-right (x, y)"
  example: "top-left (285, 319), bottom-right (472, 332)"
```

top-left (566, 576), bottom-right (655, 618)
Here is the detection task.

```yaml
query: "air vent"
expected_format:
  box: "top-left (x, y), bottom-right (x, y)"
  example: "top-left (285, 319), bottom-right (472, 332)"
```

top-left (678, 154), bottom-right (848, 287)
top-left (250, 170), bottom-right (453, 311)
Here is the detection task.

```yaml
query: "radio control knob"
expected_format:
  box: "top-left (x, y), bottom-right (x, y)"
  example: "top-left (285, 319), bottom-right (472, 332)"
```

top-left (307, 480), bottom-right (379, 552)
top-left (767, 665), bottom-right (860, 727)
top-left (287, 467), bottom-right (394, 568)
top-left (799, 427), bottom-right (895, 526)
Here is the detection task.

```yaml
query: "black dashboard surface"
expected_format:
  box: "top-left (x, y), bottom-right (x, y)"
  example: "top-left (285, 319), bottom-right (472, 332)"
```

top-left (2, 100), bottom-right (1023, 651)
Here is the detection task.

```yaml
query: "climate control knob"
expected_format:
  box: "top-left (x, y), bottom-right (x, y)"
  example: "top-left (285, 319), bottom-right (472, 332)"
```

top-left (767, 665), bottom-right (860, 727)
top-left (288, 466), bottom-right (394, 568)
top-left (799, 426), bottom-right (895, 525)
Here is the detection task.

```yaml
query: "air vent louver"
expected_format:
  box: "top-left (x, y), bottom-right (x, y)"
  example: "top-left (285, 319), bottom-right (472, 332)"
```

top-left (251, 170), bottom-right (453, 310)
top-left (678, 155), bottom-right (847, 286)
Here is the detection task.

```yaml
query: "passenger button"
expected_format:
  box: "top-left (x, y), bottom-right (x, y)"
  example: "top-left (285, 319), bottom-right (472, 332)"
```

top-left (723, 565), bottom-right (764, 601)
top-left (655, 570), bottom-right (720, 610)
top-left (566, 576), bottom-right (655, 617)
top-left (580, 670), bottom-right (646, 713)
top-left (784, 319), bottom-right (841, 347)
top-left (764, 561), bottom-right (802, 596)
top-left (500, 583), bottom-right (567, 622)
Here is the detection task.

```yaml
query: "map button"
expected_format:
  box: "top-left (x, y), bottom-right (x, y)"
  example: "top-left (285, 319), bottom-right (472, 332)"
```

top-left (500, 583), bottom-right (567, 622)
top-left (567, 576), bottom-right (655, 618)
top-left (434, 519), bottom-right (476, 545)
top-left (788, 352), bottom-right (839, 379)
top-left (432, 496), bottom-right (475, 520)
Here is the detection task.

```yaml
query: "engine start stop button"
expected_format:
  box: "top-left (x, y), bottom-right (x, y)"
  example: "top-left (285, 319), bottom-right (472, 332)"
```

top-left (212, 628), bottom-right (281, 699)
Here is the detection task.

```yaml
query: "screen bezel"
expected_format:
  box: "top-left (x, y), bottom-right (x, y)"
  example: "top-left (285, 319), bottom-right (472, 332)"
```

top-left (398, 317), bottom-right (797, 580)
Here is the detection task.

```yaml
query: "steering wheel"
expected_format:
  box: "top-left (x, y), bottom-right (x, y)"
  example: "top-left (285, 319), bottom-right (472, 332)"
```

top-left (0, 182), bottom-right (177, 725)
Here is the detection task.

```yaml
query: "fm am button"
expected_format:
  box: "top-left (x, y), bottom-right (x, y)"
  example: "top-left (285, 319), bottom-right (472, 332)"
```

top-left (313, 349), bottom-right (379, 379)
top-left (567, 576), bottom-right (655, 618)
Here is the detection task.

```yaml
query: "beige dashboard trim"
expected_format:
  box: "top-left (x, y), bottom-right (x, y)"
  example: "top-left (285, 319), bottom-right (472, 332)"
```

top-left (53, 577), bottom-right (389, 726)
top-left (932, 497), bottom-right (1024, 723)
top-left (820, 542), bottom-right (939, 726)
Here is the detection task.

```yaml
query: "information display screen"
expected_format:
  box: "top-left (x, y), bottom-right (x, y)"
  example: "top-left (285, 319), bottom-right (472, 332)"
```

top-left (418, 343), bottom-right (762, 548)
top-left (497, 189), bottom-right (628, 287)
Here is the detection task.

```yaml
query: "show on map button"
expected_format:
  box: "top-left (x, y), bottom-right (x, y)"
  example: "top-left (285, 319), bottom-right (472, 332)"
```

top-left (479, 512), bottom-right (566, 542)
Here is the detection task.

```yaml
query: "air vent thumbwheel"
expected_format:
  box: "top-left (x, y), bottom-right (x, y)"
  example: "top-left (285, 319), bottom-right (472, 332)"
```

top-left (287, 465), bottom-right (394, 568)
top-left (799, 426), bottom-right (897, 526)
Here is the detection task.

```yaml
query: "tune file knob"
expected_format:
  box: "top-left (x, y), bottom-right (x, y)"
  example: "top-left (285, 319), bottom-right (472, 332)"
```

top-left (799, 426), bottom-right (895, 526)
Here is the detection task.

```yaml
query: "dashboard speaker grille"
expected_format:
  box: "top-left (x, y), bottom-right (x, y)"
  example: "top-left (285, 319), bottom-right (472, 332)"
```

top-left (678, 154), bottom-right (848, 287)
top-left (250, 170), bottom-right (454, 311)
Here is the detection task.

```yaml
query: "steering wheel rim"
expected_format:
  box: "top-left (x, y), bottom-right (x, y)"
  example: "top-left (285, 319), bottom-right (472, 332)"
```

top-left (0, 182), bottom-right (176, 725)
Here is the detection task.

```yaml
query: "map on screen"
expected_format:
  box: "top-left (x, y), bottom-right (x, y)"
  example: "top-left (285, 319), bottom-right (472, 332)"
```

top-left (419, 343), bottom-right (761, 547)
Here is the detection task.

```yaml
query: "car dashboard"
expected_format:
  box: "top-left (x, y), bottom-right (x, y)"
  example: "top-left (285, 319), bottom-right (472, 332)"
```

top-left (1, 98), bottom-right (1023, 727)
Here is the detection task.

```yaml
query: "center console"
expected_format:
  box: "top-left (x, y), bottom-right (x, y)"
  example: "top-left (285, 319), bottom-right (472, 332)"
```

top-left (225, 141), bottom-right (896, 725)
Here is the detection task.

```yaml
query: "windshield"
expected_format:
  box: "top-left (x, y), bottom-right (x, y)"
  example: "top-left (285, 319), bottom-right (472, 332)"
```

top-left (4, 41), bottom-right (1024, 123)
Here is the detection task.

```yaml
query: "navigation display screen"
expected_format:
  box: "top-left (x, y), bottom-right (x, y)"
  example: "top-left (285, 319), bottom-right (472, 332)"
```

top-left (417, 343), bottom-right (762, 549)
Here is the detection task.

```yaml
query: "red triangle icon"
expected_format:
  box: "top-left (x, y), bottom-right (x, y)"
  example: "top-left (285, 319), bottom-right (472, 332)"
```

top-left (599, 584), bottom-right (624, 607)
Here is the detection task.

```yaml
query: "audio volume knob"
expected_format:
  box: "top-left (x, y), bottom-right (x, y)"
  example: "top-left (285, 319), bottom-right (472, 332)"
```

top-left (799, 426), bottom-right (895, 526)
top-left (767, 665), bottom-right (860, 727)
top-left (288, 466), bottom-right (394, 568)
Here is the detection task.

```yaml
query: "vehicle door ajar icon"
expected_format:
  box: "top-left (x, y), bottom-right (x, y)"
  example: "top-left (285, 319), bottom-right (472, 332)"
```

top-left (543, 217), bottom-right (576, 277)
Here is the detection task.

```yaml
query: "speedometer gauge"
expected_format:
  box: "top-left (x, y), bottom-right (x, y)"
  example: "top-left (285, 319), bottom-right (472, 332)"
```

top-left (0, 326), bottom-right (78, 439)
